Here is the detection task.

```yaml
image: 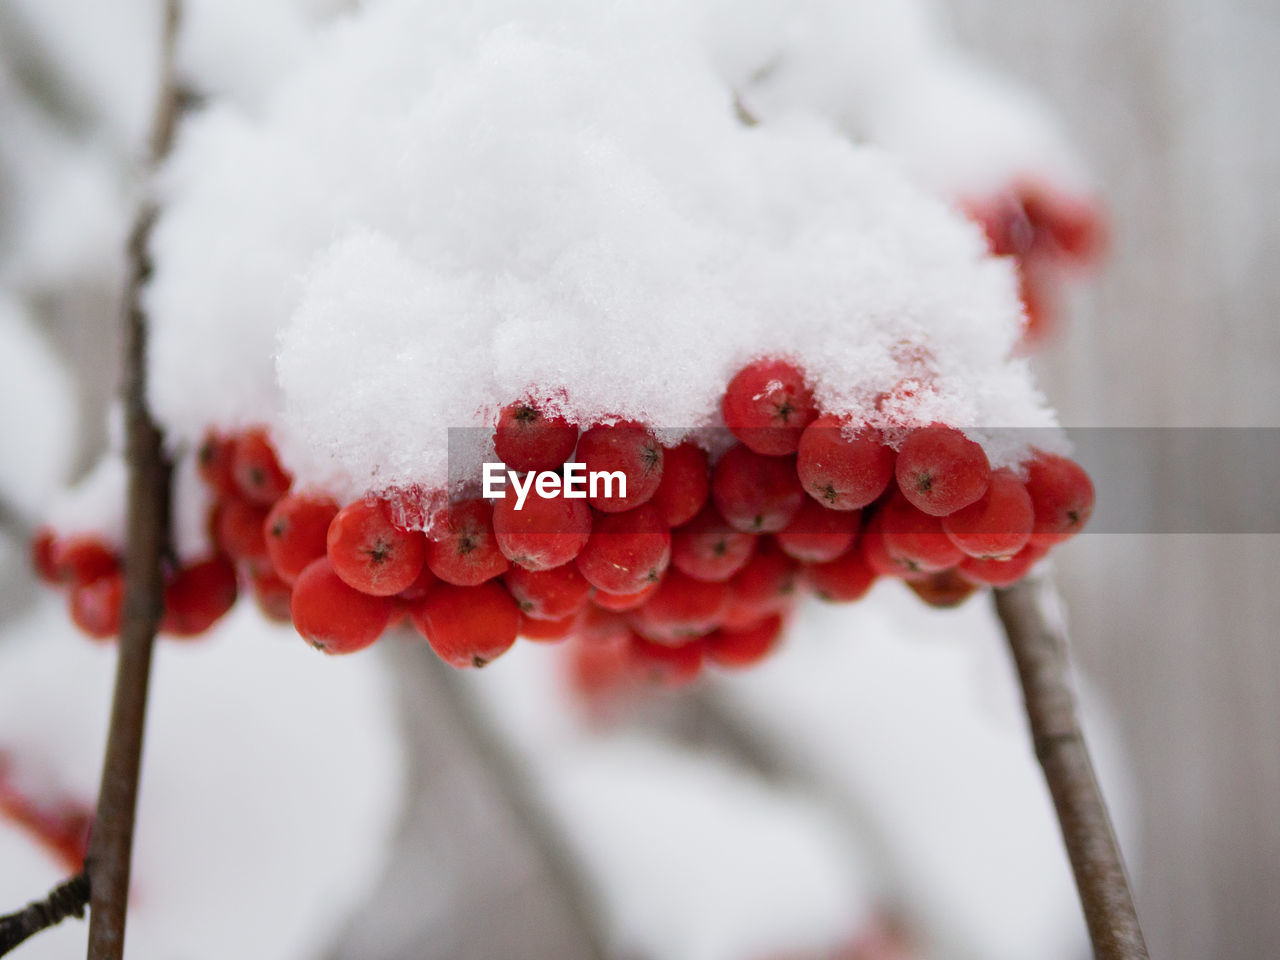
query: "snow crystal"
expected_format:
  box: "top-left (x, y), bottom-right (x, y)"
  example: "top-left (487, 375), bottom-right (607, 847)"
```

top-left (146, 0), bottom-right (1064, 514)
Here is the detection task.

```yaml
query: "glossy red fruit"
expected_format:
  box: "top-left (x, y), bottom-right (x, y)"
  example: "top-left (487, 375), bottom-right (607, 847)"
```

top-left (264, 493), bottom-right (339, 583)
top-left (1025, 453), bottom-right (1095, 545)
top-left (711, 445), bottom-right (805, 533)
top-left (68, 572), bottom-right (124, 640)
top-left (858, 510), bottom-right (925, 581)
top-left (628, 634), bottom-right (704, 687)
top-left (251, 570), bottom-right (293, 623)
top-left (880, 494), bottom-right (965, 573)
top-left (957, 543), bottom-right (1049, 587)
top-left (591, 581), bottom-right (660, 612)
top-left (216, 497), bottom-right (271, 566)
top-left (50, 536), bottom-right (118, 585)
top-left (796, 415), bottom-right (895, 510)
top-left (629, 570), bottom-right (727, 642)
top-left (721, 359), bottom-right (817, 455)
top-left (505, 562), bottom-right (592, 620)
top-left (519, 612), bottom-right (577, 643)
top-left (291, 557), bottom-right (393, 654)
top-left (575, 504), bottom-right (671, 594)
top-left (161, 556), bottom-right (238, 637)
top-left (705, 614), bottom-right (784, 668)
top-left (396, 562), bottom-right (438, 602)
top-left (942, 470), bottom-right (1034, 559)
top-left (670, 503), bottom-right (756, 582)
top-left (908, 569), bottom-right (978, 608)
top-left (31, 529), bottom-right (62, 584)
top-left (722, 539), bottom-right (798, 628)
top-left (576, 422), bottom-right (664, 512)
top-left (424, 498), bottom-right (509, 586)
top-left (492, 487), bottom-right (592, 571)
top-left (895, 425), bottom-right (990, 516)
top-left (805, 546), bottom-right (877, 603)
top-left (327, 498), bottom-right (427, 596)
top-left (409, 581), bottom-right (519, 668)
top-left (650, 442), bottom-right (710, 527)
top-left (231, 428), bottom-right (292, 505)
top-left (493, 402), bottom-right (579, 472)
top-left (776, 498), bottom-right (860, 563)
top-left (196, 431), bottom-right (239, 499)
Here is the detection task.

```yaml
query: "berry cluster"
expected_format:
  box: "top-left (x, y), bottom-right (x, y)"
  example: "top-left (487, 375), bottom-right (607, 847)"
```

top-left (964, 182), bottom-right (1105, 345)
top-left (31, 359), bottom-right (1093, 684)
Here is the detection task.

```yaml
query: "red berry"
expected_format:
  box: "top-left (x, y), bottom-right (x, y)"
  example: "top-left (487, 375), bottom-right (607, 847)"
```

top-left (670, 503), bottom-right (756, 582)
top-left (858, 511), bottom-right (926, 581)
top-left (216, 497), bottom-right (271, 566)
top-left (721, 358), bottom-right (817, 456)
top-left (629, 569), bottom-right (727, 642)
top-left (51, 536), bottom-right (117, 585)
top-left (397, 561), bottom-right (438, 602)
top-left (722, 539), bottom-right (798, 628)
top-left (291, 557), bottom-right (393, 654)
top-left (505, 562), bottom-right (592, 620)
top-left (196, 431), bottom-right (239, 499)
top-left (424, 498), bottom-right (509, 586)
top-left (591, 581), bottom-right (660, 612)
top-left (711, 444), bottom-right (805, 533)
top-left (1025, 453), bottom-right (1095, 545)
top-left (796, 415), bottom-right (895, 510)
top-left (908, 569), bottom-right (977, 608)
top-left (895, 425), bottom-right (990, 516)
top-left (264, 493), bottom-right (339, 583)
top-left (567, 633), bottom-right (633, 699)
top-left (492, 487), bottom-right (592, 571)
top-left (628, 634), bottom-right (703, 687)
top-left (231, 428), bottom-right (292, 505)
top-left (942, 470), bottom-right (1034, 559)
top-left (705, 614), bottom-right (784, 669)
top-left (575, 422), bottom-right (664, 512)
top-left (776, 498), bottom-right (860, 563)
top-left (805, 546), bottom-right (877, 603)
top-left (880, 494), bottom-right (965, 573)
top-left (650, 442), bottom-right (710, 527)
top-left (68, 572), bottom-right (124, 640)
top-left (161, 556), bottom-right (238, 637)
top-left (575, 504), bottom-right (671, 594)
top-left (577, 605), bottom-right (631, 643)
top-left (326, 498), bottom-right (427, 596)
top-left (409, 581), bottom-right (519, 668)
top-left (519, 612), bottom-right (577, 643)
top-left (494, 402), bottom-right (578, 472)
top-left (957, 543), bottom-right (1049, 587)
top-left (251, 570), bottom-right (293, 623)
top-left (31, 529), bottom-right (62, 584)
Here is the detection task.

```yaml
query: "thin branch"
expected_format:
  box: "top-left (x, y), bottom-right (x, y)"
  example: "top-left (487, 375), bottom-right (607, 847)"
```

top-left (0, 875), bottom-right (89, 956)
top-left (84, 3), bottom-right (182, 959)
top-left (994, 575), bottom-right (1149, 960)
top-left (421, 648), bottom-right (614, 960)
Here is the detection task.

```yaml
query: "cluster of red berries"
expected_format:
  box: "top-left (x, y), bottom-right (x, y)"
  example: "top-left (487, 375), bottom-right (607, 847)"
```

top-left (31, 358), bottom-right (1092, 685)
top-left (964, 182), bottom-right (1105, 344)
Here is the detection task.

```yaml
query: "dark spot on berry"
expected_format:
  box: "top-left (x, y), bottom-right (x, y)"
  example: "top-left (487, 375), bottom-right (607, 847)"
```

top-left (1066, 510), bottom-right (1080, 527)
top-left (712, 540), bottom-right (728, 557)
top-left (915, 473), bottom-right (933, 493)
top-left (774, 399), bottom-right (795, 423)
top-left (472, 655), bottom-right (489, 668)
top-left (271, 519), bottom-right (287, 538)
top-left (514, 405), bottom-right (540, 426)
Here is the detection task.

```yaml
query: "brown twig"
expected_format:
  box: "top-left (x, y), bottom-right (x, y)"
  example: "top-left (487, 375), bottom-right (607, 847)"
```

top-left (0, 875), bottom-right (90, 956)
top-left (84, 3), bottom-right (182, 958)
top-left (994, 575), bottom-right (1149, 960)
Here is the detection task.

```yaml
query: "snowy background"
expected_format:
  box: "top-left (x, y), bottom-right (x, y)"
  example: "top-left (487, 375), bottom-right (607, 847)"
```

top-left (1, 1), bottom-right (1277, 959)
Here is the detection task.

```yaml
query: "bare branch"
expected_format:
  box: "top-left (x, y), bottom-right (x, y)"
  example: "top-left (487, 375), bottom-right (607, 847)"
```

top-left (994, 575), bottom-right (1149, 960)
top-left (84, 3), bottom-right (182, 958)
top-left (0, 875), bottom-right (89, 956)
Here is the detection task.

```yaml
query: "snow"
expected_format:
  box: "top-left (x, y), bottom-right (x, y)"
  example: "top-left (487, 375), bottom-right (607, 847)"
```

top-left (0, 598), bottom-right (405, 960)
top-left (143, 0), bottom-right (1066, 517)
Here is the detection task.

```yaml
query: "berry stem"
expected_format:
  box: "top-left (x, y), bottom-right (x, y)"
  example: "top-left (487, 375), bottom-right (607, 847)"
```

top-left (85, 5), bottom-right (183, 959)
top-left (410, 641), bottom-right (613, 960)
top-left (994, 575), bottom-right (1149, 960)
top-left (0, 875), bottom-right (91, 956)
